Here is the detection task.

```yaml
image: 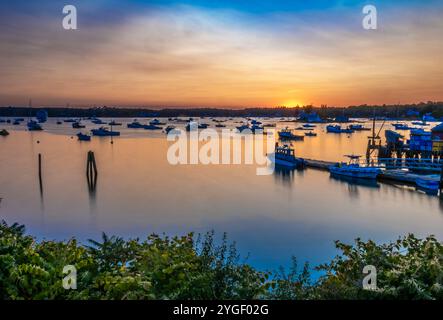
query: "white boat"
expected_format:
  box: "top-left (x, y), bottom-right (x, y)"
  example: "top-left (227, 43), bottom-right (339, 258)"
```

top-left (329, 155), bottom-right (381, 179)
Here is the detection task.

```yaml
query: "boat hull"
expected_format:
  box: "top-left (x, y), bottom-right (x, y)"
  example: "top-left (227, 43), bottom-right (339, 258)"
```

top-left (329, 166), bottom-right (381, 179)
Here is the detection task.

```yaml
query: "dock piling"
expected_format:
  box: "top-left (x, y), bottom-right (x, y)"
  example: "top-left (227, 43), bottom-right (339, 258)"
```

top-left (86, 151), bottom-right (98, 192)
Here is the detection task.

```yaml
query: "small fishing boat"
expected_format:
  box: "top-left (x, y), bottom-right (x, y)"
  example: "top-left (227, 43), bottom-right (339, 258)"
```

top-left (91, 127), bottom-right (120, 137)
top-left (349, 124), bottom-right (371, 131)
top-left (0, 119), bottom-right (5, 123)
top-left (278, 127), bottom-right (304, 140)
top-left (251, 120), bottom-right (262, 125)
top-left (392, 123), bottom-right (411, 130)
top-left (108, 120), bottom-right (122, 126)
top-left (13, 120), bottom-right (21, 125)
top-left (186, 123), bottom-right (209, 131)
top-left (236, 124), bottom-right (250, 132)
top-left (305, 131), bottom-right (317, 137)
top-left (149, 119), bottom-right (166, 126)
top-left (77, 132), bottom-right (91, 141)
top-left (91, 118), bottom-right (105, 125)
top-left (269, 143), bottom-right (305, 169)
top-left (165, 126), bottom-right (181, 135)
top-left (144, 124), bottom-right (162, 130)
top-left (27, 120), bottom-right (43, 131)
top-left (56, 121), bottom-right (63, 125)
top-left (64, 119), bottom-right (76, 123)
top-left (0, 129), bottom-right (9, 136)
top-left (251, 124), bottom-right (264, 134)
top-left (326, 125), bottom-right (354, 134)
top-left (302, 123), bottom-right (316, 128)
top-left (329, 155), bottom-right (382, 179)
top-left (72, 121), bottom-right (85, 129)
top-left (416, 175), bottom-right (440, 194)
top-left (412, 121), bottom-right (429, 126)
top-left (263, 123), bottom-right (276, 128)
top-left (215, 123), bottom-right (226, 128)
top-left (127, 120), bottom-right (145, 129)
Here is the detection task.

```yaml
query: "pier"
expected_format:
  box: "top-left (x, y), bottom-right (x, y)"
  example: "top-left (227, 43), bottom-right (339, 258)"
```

top-left (302, 158), bottom-right (441, 186)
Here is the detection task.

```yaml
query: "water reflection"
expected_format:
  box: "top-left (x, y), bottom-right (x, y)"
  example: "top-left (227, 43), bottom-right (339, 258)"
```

top-left (2, 119), bottom-right (443, 270)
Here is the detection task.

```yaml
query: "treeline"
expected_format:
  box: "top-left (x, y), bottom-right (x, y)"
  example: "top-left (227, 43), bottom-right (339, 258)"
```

top-left (1, 220), bottom-right (443, 300)
top-left (1, 101), bottom-right (443, 118)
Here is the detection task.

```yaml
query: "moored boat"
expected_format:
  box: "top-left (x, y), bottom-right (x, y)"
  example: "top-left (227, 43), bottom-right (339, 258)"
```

top-left (149, 119), bottom-right (166, 126)
top-left (127, 120), bottom-right (145, 129)
top-left (326, 125), bottom-right (354, 134)
top-left (0, 129), bottom-right (9, 136)
top-left (144, 124), bottom-right (162, 130)
top-left (27, 120), bottom-right (43, 131)
top-left (392, 123), bottom-right (411, 130)
top-left (269, 143), bottom-right (305, 169)
top-left (77, 132), bottom-right (91, 141)
top-left (305, 131), bottom-right (317, 137)
top-left (329, 155), bottom-right (382, 179)
top-left (91, 127), bottom-right (120, 136)
top-left (72, 121), bottom-right (85, 129)
top-left (278, 127), bottom-right (304, 140)
top-left (349, 124), bottom-right (371, 131)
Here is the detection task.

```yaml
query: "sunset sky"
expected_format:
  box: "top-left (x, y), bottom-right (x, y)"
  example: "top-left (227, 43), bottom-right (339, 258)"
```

top-left (0, 0), bottom-right (442, 108)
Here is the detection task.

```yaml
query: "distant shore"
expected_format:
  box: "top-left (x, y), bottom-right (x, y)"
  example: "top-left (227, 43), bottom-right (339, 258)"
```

top-left (1, 102), bottom-right (443, 119)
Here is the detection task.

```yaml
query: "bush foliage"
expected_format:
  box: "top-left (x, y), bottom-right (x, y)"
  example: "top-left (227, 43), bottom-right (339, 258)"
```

top-left (1, 220), bottom-right (443, 300)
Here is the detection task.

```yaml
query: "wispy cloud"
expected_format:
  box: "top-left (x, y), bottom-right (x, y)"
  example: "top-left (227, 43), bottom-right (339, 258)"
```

top-left (0, 1), bottom-right (442, 107)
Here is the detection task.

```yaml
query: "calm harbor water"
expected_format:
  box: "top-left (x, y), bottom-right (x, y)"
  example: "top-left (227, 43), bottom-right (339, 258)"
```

top-left (1, 118), bottom-right (443, 270)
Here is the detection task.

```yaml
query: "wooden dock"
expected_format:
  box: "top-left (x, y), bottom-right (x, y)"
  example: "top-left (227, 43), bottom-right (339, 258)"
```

top-left (302, 158), bottom-right (439, 186)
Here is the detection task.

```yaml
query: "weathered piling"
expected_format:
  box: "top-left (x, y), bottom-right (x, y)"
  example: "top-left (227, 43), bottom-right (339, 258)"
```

top-left (38, 153), bottom-right (43, 195)
top-left (86, 151), bottom-right (98, 192)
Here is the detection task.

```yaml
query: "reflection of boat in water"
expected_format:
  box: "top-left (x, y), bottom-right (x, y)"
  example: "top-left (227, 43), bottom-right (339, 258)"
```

top-left (91, 127), bottom-right (120, 136)
top-left (27, 120), bottom-right (43, 131)
top-left (278, 127), bottom-right (304, 140)
top-left (326, 125), bottom-right (354, 134)
top-left (77, 132), bottom-right (91, 141)
top-left (268, 143), bottom-right (305, 169)
top-left (416, 175), bottom-right (440, 195)
top-left (329, 155), bottom-right (382, 179)
top-left (330, 173), bottom-right (380, 188)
